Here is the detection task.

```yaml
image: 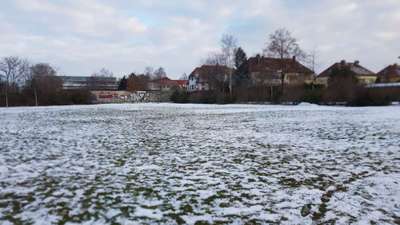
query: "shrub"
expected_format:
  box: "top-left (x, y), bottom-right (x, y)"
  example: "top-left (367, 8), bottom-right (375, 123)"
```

top-left (348, 87), bottom-right (391, 106)
top-left (302, 85), bottom-right (324, 104)
top-left (188, 91), bottom-right (217, 104)
top-left (170, 90), bottom-right (189, 103)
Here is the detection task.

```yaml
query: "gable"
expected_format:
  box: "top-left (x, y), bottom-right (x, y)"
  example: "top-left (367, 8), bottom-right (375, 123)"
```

top-left (248, 57), bottom-right (314, 75)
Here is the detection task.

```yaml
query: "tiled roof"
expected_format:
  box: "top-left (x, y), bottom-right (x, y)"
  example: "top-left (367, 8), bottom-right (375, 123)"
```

top-left (377, 64), bottom-right (400, 80)
top-left (151, 77), bottom-right (187, 87)
top-left (189, 65), bottom-right (232, 81)
top-left (318, 61), bottom-right (376, 78)
top-left (174, 80), bottom-right (187, 86)
top-left (248, 56), bottom-right (314, 75)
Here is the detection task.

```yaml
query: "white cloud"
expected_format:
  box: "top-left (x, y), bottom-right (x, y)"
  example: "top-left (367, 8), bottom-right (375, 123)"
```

top-left (1, 0), bottom-right (399, 77)
top-left (14, 0), bottom-right (147, 37)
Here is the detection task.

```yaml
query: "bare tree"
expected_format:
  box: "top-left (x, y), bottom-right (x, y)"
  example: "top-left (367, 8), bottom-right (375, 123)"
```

top-left (153, 67), bottom-right (167, 80)
top-left (204, 52), bottom-right (226, 65)
top-left (28, 63), bottom-right (59, 106)
top-left (127, 73), bottom-right (150, 92)
top-left (92, 68), bottom-right (114, 77)
top-left (307, 50), bottom-right (317, 73)
top-left (144, 67), bottom-right (154, 77)
top-left (201, 34), bottom-right (238, 97)
top-left (204, 34), bottom-right (238, 66)
top-left (220, 34), bottom-right (238, 67)
top-left (220, 34), bottom-right (238, 96)
top-left (180, 73), bottom-right (188, 80)
top-left (0, 56), bottom-right (30, 107)
top-left (263, 28), bottom-right (306, 60)
top-left (263, 28), bottom-right (306, 97)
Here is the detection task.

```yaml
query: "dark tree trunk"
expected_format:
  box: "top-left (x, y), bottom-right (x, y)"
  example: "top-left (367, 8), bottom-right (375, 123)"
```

top-left (5, 82), bottom-right (8, 107)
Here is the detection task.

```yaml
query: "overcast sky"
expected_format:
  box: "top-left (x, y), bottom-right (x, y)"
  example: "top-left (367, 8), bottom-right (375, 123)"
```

top-left (1, 0), bottom-right (399, 78)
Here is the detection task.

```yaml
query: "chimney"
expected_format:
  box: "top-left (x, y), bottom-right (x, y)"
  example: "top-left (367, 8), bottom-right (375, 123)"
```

top-left (354, 60), bottom-right (360, 65)
top-left (256, 54), bottom-right (261, 64)
top-left (340, 60), bottom-right (346, 66)
top-left (292, 56), bottom-right (296, 62)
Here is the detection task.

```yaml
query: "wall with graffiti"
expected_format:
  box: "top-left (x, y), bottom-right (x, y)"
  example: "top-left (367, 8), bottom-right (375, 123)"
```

top-left (91, 91), bottom-right (172, 103)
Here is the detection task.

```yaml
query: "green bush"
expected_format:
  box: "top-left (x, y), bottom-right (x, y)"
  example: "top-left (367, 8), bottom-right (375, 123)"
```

top-left (188, 91), bottom-right (217, 104)
top-left (170, 90), bottom-right (189, 103)
top-left (302, 85), bottom-right (324, 104)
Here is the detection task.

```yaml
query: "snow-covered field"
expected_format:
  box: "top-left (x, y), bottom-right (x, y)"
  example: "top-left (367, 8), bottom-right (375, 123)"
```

top-left (0, 103), bottom-right (399, 225)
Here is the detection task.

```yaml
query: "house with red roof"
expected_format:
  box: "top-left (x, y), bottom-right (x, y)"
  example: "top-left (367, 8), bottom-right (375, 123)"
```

top-left (187, 65), bottom-right (232, 92)
top-left (316, 60), bottom-right (376, 86)
top-left (247, 55), bottom-right (314, 86)
top-left (376, 64), bottom-right (400, 83)
top-left (148, 77), bottom-right (187, 91)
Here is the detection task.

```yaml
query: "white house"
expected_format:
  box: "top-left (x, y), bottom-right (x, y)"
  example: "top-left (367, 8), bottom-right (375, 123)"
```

top-left (187, 65), bottom-right (231, 92)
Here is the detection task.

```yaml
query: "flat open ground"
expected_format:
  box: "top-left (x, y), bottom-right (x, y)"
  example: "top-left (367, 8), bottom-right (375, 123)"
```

top-left (0, 104), bottom-right (399, 224)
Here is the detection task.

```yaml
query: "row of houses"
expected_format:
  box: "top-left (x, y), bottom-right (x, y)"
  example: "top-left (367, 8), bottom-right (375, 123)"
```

top-left (186, 56), bottom-right (400, 92)
top-left (316, 61), bottom-right (400, 86)
top-left (48, 58), bottom-right (399, 103)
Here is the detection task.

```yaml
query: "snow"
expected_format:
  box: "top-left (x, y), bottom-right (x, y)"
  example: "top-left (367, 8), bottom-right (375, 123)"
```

top-left (297, 102), bottom-right (320, 107)
top-left (367, 82), bottom-right (400, 88)
top-left (0, 103), bottom-right (399, 224)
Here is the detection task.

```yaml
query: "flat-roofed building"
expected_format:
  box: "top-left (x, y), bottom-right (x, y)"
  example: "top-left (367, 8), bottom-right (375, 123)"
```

top-left (60, 76), bottom-right (118, 91)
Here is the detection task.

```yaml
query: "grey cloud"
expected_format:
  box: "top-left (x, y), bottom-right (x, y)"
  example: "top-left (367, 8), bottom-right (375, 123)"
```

top-left (0, 0), bottom-right (399, 78)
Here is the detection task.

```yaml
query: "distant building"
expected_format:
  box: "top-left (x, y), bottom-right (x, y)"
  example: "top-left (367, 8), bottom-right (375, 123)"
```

top-left (148, 77), bottom-right (187, 91)
top-left (175, 80), bottom-right (188, 89)
top-left (187, 65), bottom-right (232, 92)
top-left (316, 60), bottom-right (376, 86)
top-left (376, 64), bottom-right (400, 83)
top-left (0, 75), bottom-right (4, 82)
top-left (60, 76), bottom-right (118, 91)
top-left (247, 55), bottom-right (314, 86)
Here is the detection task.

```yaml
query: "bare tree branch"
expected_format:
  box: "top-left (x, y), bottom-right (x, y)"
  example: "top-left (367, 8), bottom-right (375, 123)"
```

top-left (0, 56), bottom-right (30, 107)
top-left (263, 28), bottom-right (306, 61)
top-left (92, 68), bottom-right (114, 77)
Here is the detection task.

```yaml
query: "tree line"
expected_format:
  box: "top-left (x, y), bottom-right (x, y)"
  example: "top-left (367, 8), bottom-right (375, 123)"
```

top-left (171, 28), bottom-right (399, 105)
top-left (0, 58), bottom-right (93, 107)
top-left (171, 28), bottom-right (311, 104)
top-left (1, 28), bottom-right (398, 107)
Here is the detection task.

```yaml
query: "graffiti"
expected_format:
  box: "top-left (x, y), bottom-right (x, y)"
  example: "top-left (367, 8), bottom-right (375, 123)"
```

top-left (91, 91), bottom-right (171, 103)
top-left (130, 91), bottom-right (160, 102)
